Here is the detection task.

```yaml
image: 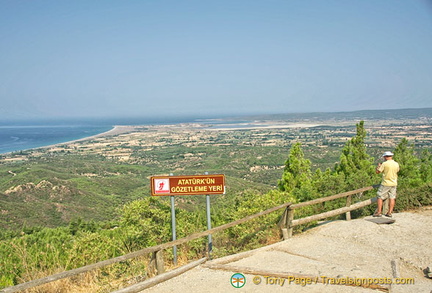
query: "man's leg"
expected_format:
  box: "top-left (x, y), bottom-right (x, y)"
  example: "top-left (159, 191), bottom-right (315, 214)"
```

top-left (386, 186), bottom-right (397, 216)
top-left (375, 198), bottom-right (383, 216)
top-left (388, 198), bottom-right (395, 215)
top-left (382, 198), bottom-right (389, 215)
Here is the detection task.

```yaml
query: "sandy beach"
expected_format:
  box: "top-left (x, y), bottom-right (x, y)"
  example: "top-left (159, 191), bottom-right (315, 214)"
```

top-left (75, 125), bottom-right (139, 140)
top-left (30, 126), bottom-right (135, 151)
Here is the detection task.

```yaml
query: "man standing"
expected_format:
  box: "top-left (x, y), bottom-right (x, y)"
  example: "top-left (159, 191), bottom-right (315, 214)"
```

top-left (374, 151), bottom-right (400, 217)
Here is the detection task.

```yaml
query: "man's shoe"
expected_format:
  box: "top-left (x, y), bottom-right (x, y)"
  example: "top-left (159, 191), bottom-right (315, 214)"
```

top-left (384, 213), bottom-right (392, 218)
top-left (373, 213), bottom-right (382, 217)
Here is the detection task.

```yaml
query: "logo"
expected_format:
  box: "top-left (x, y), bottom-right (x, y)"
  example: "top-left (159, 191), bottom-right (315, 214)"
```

top-left (154, 178), bottom-right (170, 194)
top-left (230, 273), bottom-right (246, 288)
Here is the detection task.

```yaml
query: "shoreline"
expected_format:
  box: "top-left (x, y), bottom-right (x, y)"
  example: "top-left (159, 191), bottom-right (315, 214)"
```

top-left (0, 121), bottom-right (335, 156)
top-left (69, 125), bottom-right (139, 141)
top-left (0, 121), bottom-right (322, 156)
top-left (0, 125), bottom-right (139, 156)
top-left (28, 125), bottom-right (140, 151)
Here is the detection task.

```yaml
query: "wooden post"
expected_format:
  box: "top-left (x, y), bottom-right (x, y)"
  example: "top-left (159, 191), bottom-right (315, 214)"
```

top-left (155, 250), bottom-right (165, 274)
top-left (281, 228), bottom-right (289, 240)
top-left (152, 250), bottom-right (165, 275)
top-left (345, 194), bottom-right (352, 220)
top-left (279, 207), bottom-right (289, 240)
top-left (286, 207), bottom-right (294, 238)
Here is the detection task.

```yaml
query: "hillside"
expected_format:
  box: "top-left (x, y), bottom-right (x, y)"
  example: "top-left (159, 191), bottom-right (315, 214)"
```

top-left (1, 109), bottom-right (432, 292)
top-left (1, 108), bottom-right (431, 230)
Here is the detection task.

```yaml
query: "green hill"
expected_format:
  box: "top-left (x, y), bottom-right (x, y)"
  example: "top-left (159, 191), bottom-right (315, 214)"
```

top-left (1, 109), bottom-right (432, 290)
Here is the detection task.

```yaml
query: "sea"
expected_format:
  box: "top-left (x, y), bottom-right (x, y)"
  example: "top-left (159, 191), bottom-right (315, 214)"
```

top-left (0, 116), bottom-right (238, 155)
top-left (0, 124), bottom-right (114, 155)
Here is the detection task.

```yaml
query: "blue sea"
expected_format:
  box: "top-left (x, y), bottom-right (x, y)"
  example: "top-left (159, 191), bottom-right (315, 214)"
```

top-left (0, 124), bottom-right (114, 154)
top-left (0, 116), bottom-right (229, 155)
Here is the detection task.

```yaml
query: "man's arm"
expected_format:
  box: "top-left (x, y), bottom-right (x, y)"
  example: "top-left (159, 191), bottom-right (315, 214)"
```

top-left (376, 163), bottom-right (382, 174)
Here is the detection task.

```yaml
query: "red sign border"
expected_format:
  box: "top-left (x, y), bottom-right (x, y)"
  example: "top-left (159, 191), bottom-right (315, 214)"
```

top-left (151, 174), bottom-right (225, 196)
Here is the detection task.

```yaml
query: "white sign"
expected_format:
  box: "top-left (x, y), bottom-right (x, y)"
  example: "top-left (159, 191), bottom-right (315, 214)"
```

top-left (153, 178), bottom-right (170, 194)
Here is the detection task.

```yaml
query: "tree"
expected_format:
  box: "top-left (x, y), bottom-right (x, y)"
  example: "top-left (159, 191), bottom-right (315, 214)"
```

top-left (419, 149), bottom-right (432, 183)
top-left (312, 168), bottom-right (346, 196)
top-left (394, 138), bottom-right (421, 187)
top-left (278, 142), bottom-right (312, 194)
top-left (120, 197), bottom-right (172, 250)
top-left (335, 121), bottom-right (374, 188)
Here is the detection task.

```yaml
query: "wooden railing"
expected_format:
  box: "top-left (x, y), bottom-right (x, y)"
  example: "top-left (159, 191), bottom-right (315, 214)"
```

top-left (1, 186), bottom-right (377, 293)
top-left (1, 202), bottom-right (292, 293)
top-left (279, 185), bottom-right (376, 239)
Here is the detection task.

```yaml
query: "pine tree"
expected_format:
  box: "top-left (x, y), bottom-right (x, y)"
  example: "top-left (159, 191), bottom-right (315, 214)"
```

top-left (312, 167), bottom-right (346, 196)
top-left (419, 149), bottom-right (432, 183)
top-left (278, 142), bottom-right (312, 193)
top-left (394, 138), bottom-right (421, 187)
top-left (335, 121), bottom-right (374, 188)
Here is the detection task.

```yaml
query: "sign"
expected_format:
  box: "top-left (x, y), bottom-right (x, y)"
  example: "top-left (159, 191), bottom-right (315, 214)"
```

top-left (151, 174), bottom-right (225, 196)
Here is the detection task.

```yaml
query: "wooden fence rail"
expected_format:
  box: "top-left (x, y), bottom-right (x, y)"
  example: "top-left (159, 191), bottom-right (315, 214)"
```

top-left (1, 185), bottom-right (377, 293)
top-left (279, 186), bottom-right (376, 239)
top-left (1, 202), bottom-right (292, 293)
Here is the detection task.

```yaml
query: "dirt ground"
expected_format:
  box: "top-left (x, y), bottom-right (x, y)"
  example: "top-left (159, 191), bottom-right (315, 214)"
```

top-left (138, 208), bottom-right (432, 293)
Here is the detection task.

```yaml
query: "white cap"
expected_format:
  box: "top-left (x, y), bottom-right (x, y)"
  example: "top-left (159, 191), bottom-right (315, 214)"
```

top-left (382, 151), bottom-right (394, 157)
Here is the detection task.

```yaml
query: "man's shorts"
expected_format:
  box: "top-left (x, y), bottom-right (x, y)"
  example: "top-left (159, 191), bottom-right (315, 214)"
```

top-left (377, 185), bottom-right (397, 200)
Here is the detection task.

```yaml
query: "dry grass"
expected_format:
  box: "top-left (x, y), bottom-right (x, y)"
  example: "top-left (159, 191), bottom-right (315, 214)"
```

top-left (18, 256), bottom-right (152, 293)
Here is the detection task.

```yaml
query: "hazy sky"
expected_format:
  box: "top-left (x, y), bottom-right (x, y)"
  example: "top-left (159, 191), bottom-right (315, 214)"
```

top-left (1, 0), bottom-right (432, 121)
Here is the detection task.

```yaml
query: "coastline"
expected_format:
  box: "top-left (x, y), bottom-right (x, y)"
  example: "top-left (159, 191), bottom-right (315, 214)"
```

top-left (0, 125), bottom-right (138, 156)
top-left (69, 125), bottom-right (139, 141)
top-left (1, 121), bottom-right (325, 156)
top-left (28, 125), bottom-right (140, 151)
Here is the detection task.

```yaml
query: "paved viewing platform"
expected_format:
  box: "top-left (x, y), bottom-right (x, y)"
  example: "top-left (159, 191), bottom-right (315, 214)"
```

top-left (142, 209), bottom-right (432, 293)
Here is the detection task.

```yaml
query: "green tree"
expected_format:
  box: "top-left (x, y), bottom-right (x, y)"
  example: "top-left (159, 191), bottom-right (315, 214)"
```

top-left (335, 121), bottom-right (374, 188)
top-left (119, 197), bottom-right (172, 251)
top-left (312, 168), bottom-right (346, 196)
top-left (419, 149), bottom-right (432, 183)
top-left (278, 142), bottom-right (312, 194)
top-left (394, 138), bottom-right (421, 187)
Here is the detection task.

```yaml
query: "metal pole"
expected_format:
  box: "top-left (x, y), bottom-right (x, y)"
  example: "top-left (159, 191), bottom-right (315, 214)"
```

top-left (170, 195), bottom-right (177, 266)
top-left (205, 172), bottom-right (213, 259)
top-left (169, 173), bottom-right (177, 266)
top-left (206, 194), bottom-right (212, 258)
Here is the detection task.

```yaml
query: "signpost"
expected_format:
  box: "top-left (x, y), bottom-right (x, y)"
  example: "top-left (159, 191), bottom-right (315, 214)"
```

top-left (151, 174), bottom-right (225, 196)
top-left (151, 174), bottom-right (225, 261)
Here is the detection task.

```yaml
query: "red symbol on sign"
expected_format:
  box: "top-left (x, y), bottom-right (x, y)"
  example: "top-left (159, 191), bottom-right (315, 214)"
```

top-left (154, 179), bottom-right (170, 194)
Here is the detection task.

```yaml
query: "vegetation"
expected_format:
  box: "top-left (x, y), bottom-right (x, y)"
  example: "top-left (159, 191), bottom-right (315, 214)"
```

top-left (1, 112), bottom-right (431, 291)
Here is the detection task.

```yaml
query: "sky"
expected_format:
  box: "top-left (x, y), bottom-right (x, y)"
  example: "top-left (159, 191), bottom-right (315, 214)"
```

top-left (1, 0), bottom-right (432, 122)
